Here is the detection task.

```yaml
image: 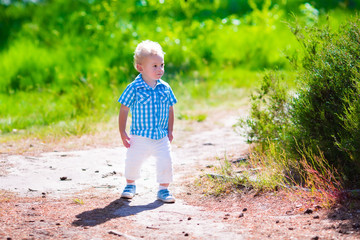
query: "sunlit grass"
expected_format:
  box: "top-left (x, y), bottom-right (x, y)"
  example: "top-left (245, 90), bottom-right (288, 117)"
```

top-left (198, 143), bottom-right (345, 208)
top-left (0, 67), bottom-right (253, 141)
top-left (0, 0), bottom-right (355, 140)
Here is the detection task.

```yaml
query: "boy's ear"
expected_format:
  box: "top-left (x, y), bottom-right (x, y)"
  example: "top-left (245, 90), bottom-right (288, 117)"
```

top-left (136, 64), bottom-right (143, 72)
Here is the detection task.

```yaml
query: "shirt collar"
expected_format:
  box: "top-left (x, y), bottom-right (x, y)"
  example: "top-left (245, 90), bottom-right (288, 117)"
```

top-left (134, 74), bottom-right (164, 89)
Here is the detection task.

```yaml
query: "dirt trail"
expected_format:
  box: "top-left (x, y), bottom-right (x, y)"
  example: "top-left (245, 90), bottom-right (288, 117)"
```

top-left (1, 108), bottom-right (360, 240)
top-left (0, 108), bottom-right (250, 239)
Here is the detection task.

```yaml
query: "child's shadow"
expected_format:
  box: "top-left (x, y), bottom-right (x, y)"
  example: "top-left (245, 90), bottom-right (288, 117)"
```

top-left (72, 198), bottom-right (164, 227)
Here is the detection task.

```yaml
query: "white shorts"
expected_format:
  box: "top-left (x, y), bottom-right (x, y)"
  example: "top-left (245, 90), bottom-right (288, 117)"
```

top-left (125, 135), bottom-right (173, 183)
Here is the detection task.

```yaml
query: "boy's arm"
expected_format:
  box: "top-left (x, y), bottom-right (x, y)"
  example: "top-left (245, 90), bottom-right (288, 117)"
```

top-left (168, 106), bottom-right (174, 142)
top-left (119, 104), bottom-right (131, 148)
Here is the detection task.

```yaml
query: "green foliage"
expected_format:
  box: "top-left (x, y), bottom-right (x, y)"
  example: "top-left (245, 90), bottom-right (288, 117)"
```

top-left (240, 16), bottom-right (360, 186)
top-left (0, 0), bottom-right (298, 135)
top-left (337, 83), bottom-right (360, 162)
top-left (245, 142), bottom-right (292, 191)
top-left (289, 16), bottom-right (360, 182)
top-left (235, 71), bottom-right (290, 151)
top-left (0, 0), bottom-right (357, 137)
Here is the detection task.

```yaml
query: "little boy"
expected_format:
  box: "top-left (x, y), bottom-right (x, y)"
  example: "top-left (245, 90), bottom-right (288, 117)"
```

top-left (118, 40), bottom-right (177, 203)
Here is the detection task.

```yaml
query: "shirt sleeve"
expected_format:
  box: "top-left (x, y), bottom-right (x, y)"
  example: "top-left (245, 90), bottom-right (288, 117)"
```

top-left (168, 86), bottom-right (177, 106)
top-left (118, 83), bottom-right (135, 108)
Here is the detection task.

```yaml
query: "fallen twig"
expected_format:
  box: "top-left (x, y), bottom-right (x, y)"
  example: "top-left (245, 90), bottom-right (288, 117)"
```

top-left (108, 230), bottom-right (138, 239)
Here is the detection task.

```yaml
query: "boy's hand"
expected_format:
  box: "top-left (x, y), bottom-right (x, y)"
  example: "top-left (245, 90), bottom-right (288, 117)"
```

top-left (168, 131), bottom-right (173, 143)
top-left (119, 105), bottom-right (130, 148)
top-left (168, 106), bottom-right (174, 143)
top-left (121, 132), bottom-right (131, 148)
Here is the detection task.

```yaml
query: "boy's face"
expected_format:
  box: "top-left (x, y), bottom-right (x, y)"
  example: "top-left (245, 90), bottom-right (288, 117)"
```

top-left (137, 54), bottom-right (164, 82)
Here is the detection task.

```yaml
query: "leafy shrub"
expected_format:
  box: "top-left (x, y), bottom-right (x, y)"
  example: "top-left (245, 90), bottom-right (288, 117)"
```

top-left (235, 71), bottom-right (290, 151)
top-left (240, 16), bottom-right (360, 186)
top-left (289, 16), bottom-right (360, 183)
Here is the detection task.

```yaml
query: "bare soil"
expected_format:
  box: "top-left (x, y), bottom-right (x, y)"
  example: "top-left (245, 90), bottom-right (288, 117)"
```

top-left (1, 107), bottom-right (360, 240)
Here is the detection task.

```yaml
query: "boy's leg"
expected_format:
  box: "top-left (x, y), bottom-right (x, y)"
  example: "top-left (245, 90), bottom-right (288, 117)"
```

top-left (153, 136), bottom-right (173, 184)
top-left (121, 135), bottom-right (150, 199)
top-left (153, 137), bottom-right (175, 203)
top-left (124, 135), bottom-right (150, 181)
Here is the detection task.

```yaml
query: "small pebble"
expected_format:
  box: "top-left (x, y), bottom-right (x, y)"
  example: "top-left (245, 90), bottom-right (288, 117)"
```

top-left (353, 223), bottom-right (360, 229)
top-left (203, 143), bottom-right (214, 146)
top-left (304, 209), bottom-right (313, 214)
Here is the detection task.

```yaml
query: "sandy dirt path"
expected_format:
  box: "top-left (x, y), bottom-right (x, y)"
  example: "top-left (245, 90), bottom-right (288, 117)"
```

top-left (0, 108), bottom-right (251, 239)
top-left (1, 107), bottom-right (360, 240)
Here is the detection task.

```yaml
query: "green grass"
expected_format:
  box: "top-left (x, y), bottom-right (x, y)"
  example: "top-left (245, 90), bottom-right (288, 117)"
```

top-left (0, 67), bottom-right (254, 140)
top-left (198, 142), bottom-right (345, 208)
top-left (0, 1), bottom-right (357, 140)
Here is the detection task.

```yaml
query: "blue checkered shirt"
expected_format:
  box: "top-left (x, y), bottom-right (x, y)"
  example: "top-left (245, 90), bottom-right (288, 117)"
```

top-left (118, 74), bottom-right (177, 140)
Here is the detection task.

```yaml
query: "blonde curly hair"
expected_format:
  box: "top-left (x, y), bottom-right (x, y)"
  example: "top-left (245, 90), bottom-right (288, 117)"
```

top-left (134, 40), bottom-right (165, 68)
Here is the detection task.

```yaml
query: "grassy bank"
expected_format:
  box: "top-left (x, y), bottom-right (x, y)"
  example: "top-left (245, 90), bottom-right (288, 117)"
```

top-left (0, 1), bottom-right (358, 141)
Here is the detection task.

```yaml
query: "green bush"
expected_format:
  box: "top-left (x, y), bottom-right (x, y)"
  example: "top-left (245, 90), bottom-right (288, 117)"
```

top-left (241, 16), bottom-right (360, 186)
top-left (289, 16), bottom-right (360, 183)
top-left (235, 71), bottom-right (290, 151)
